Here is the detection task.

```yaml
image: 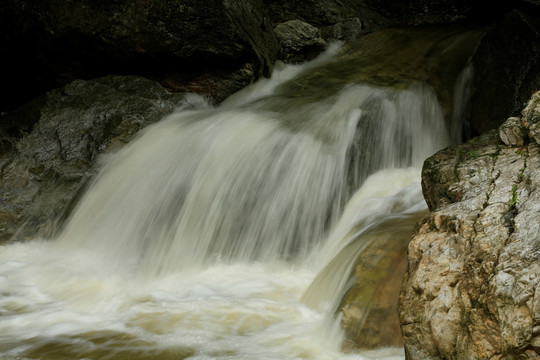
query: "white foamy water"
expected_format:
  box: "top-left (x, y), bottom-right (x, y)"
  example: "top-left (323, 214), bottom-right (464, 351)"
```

top-left (0, 37), bottom-right (468, 359)
top-left (301, 169), bottom-right (427, 313)
top-left (0, 172), bottom-right (417, 360)
top-left (54, 80), bottom-right (448, 277)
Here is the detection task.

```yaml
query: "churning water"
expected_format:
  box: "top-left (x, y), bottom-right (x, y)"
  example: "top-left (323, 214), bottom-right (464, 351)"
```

top-left (0, 28), bottom-right (479, 360)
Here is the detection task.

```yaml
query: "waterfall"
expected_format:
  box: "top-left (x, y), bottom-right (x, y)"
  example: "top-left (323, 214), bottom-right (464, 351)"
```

top-left (56, 75), bottom-right (448, 276)
top-left (0, 27), bottom-right (480, 359)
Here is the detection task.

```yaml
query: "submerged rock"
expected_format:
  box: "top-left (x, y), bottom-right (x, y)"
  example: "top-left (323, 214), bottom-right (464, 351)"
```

top-left (0, 76), bottom-right (185, 243)
top-left (400, 91), bottom-right (540, 359)
top-left (339, 213), bottom-right (427, 350)
top-left (277, 25), bottom-right (484, 136)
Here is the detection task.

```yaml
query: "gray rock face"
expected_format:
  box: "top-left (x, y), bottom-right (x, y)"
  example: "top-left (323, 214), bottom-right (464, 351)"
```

top-left (400, 92), bottom-right (540, 359)
top-left (524, 91), bottom-right (540, 146)
top-left (264, 0), bottom-right (387, 45)
top-left (274, 20), bottom-right (326, 62)
top-left (0, 76), bottom-right (185, 243)
top-left (499, 117), bottom-right (527, 147)
top-left (499, 91), bottom-right (540, 148)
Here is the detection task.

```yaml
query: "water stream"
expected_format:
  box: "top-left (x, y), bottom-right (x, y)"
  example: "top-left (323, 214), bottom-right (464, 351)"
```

top-left (0, 27), bottom-right (481, 359)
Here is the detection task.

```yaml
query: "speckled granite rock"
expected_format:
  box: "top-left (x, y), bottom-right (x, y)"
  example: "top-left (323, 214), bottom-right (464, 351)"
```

top-left (399, 91), bottom-right (540, 359)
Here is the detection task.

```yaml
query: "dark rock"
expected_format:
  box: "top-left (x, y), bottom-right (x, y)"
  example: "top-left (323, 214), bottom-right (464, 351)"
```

top-left (264, 0), bottom-right (369, 27)
top-left (274, 20), bottom-right (326, 62)
top-left (263, 0), bottom-right (390, 44)
top-left (0, 76), bottom-right (185, 243)
top-left (159, 63), bottom-right (257, 104)
top-left (468, 10), bottom-right (540, 135)
top-left (0, 0), bottom-right (279, 112)
top-left (360, 0), bottom-right (539, 26)
top-left (264, 0), bottom-right (526, 29)
top-left (361, 0), bottom-right (473, 25)
top-left (320, 18), bottom-right (365, 42)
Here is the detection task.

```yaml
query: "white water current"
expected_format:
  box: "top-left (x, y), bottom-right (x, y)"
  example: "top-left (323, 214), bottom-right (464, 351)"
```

top-left (0, 41), bottom-right (465, 359)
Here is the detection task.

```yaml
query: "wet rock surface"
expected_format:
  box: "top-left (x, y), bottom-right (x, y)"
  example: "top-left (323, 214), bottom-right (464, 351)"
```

top-left (340, 213), bottom-right (427, 350)
top-left (400, 91), bottom-right (540, 359)
top-left (0, 76), bottom-right (185, 243)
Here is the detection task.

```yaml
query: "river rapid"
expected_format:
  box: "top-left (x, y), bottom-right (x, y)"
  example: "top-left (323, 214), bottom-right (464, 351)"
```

top-left (0, 28), bottom-right (481, 359)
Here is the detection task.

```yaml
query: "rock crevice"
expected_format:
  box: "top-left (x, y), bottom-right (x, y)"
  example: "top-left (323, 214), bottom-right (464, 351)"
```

top-left (400, 91), bottom-right (540, 359)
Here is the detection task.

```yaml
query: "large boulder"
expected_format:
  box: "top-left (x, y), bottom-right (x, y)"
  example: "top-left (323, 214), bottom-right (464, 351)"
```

top-left (339, 211), bottom-right (427, 350)
top-left (399, 91), bottom-right (540, 359)
top-left (0, 76), bottom-right (186, 243)
top-left (274, 20), bottom-right (326, 62)
top-left (264, 0), bottom-right (389, 47)
top-left (0, 0), bottom-right (279, 111)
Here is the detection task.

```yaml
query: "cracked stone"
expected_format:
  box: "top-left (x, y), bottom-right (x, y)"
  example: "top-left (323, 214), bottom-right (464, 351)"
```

top-left (0, 76), bottom-right (185, 243)
top-left (400, 92), bottom-right (540, 359)
top-left (499, 116), bottom-right (526, 146)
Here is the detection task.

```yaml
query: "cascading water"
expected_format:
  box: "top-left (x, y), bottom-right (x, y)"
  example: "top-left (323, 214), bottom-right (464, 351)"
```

top-left (0, 27), bottom-right (481, 359)
top-left (56, 79), bottom-right (447, 277)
